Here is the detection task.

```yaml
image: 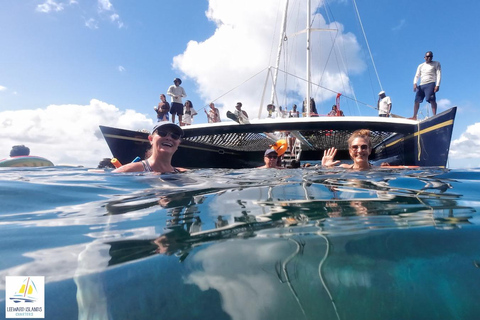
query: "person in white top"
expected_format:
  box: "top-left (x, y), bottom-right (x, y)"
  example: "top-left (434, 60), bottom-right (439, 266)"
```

top-left (377, 91), bottom-right (392, 117)
top-left (167, 78), bottom-right (187, 125)
top-left (411, 51), bottom-right (441, 119)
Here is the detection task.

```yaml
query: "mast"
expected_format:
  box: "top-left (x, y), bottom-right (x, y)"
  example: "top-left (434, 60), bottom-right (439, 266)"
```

top-left (306, 0), bottom-right (311, 117)
top-left (270, 0), bottom-right (290, 106)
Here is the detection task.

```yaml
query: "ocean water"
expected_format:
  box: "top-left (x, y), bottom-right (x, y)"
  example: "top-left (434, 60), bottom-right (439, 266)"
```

top-left (1, 166), bottom-right (480, 320)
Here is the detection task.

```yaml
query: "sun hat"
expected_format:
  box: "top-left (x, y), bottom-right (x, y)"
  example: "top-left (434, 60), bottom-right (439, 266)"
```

top-left (152, 122), bottom-right (184, 137)
top-left (378, 91), bottom-right (385, 95)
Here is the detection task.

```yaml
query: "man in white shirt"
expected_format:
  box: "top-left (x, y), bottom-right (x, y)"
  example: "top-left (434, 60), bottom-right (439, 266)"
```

top-left (411, 51), bottom-right (441, 119)
top-left (377, 91), bottom-right (392, 117)
top-left (167, 78), bottom-right (187, 125)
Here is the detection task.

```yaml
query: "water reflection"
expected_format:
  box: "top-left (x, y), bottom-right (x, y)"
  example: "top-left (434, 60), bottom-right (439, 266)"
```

top-left (104, 170), bottom-right (475, 266)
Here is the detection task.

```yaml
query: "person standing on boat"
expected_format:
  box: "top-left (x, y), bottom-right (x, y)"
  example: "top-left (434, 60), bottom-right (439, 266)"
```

top-left (411, 51), bottom-right (441, 119)
top-left (181, 100), bottom-right (197, 126)
top-left (167, 78), bottom-right (187, 125)
top-left (328, 105), bottom-right (344, 116)
top-left (205, 102), bottom-right (221, 123)
top-left (321, 129), bottom-right (373, 170)
top-left (234, 102), bottom-right (249, 124)
top-left (377, 91), bottom-right (392, 117)
top-left (113, 122), bottom-right (187, 173)
top-left (154, 94), bottom-right (170, 122)
top-left (289, 104), bottom-right (299, 117)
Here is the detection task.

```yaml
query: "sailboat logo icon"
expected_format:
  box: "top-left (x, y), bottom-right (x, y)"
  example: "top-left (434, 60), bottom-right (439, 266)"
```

top-left (9, 277), bottom-right (39, 303)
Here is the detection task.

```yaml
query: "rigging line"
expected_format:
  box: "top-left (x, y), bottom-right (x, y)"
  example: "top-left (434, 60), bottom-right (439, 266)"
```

top-left (271, 66), bottom-right (378, 111)
top-left (208, 67), bottom-right (270, 109)
top-left (352, 0), bottom-right (382, 91)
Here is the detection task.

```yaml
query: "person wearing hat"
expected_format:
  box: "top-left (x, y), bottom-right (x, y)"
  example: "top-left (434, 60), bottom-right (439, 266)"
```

top-left (377, 90), bottom-right (392, 117)
top-left (113, 122), bottom-right (187, 173)
top-left (257, 149), bottom-right (283, 169)
top-left (167, 78), bottom-right (187, 125)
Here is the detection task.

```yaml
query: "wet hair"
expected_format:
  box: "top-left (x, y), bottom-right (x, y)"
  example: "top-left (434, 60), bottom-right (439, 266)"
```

top-left (348, 129), bottom-right (372, 149)
top-left (10, 145), bottom-right (30, 157)
top-left (97, 158), bottom-right (116, 169)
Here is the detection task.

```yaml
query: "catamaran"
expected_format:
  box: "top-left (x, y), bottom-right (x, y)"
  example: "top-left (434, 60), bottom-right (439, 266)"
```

top-left (100, 0), bottom-right (455, 169)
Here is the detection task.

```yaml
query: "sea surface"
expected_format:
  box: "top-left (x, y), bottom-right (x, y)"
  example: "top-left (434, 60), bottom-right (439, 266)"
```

top-left (1, 166), bottom-right (480, 320)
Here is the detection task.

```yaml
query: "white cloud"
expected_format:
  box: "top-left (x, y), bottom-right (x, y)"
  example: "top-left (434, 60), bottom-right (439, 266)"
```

top-left (450, 122), bottom-right (480, 164)
top-left (85, 18), bottom-right (99, 29)
top-left (36, 0), bottom-right (64, 13)
top-left (437, 98), bottom-right (452, 112)
top-left (98, 0), bottom-right (113, 12)
top-left (118, 65), bottom-right (126, 72)
top-left (0, 85), bottom-right (6, 91)
top-left (173, 0), bottom-right (365, 119)
top-left (0, 100), bottom-right (154, 167)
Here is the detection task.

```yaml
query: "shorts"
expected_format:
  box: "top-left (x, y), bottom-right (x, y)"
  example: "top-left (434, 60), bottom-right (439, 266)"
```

top-left (170, 102), bottom-right (184, 115)
top-left (415, 82), bottom-right (436, 103)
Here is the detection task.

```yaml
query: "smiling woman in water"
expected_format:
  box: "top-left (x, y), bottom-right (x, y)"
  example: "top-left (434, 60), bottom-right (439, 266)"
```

top-left (113, 122), bottom-right (188, 174)
top-left (321, 129), bottom-right (373, 170)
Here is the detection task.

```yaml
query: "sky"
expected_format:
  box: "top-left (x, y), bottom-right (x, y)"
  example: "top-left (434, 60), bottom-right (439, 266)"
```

top-left (1, 0), bottom-right (479, 168)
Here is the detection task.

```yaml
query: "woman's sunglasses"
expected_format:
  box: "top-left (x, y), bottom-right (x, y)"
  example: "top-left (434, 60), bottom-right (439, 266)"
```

top-left (156, 130), bottom-right (181, 140)
top-left (350, 144), bottom-right (368, 151)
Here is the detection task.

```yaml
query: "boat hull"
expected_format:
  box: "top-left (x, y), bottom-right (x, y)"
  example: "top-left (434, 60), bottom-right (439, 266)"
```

top-left (100, 107), bottom-right (456, 169)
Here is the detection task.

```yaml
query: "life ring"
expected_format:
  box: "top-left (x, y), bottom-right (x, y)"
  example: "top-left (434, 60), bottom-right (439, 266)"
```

top-left (270, 139), bottom-right (288, 156)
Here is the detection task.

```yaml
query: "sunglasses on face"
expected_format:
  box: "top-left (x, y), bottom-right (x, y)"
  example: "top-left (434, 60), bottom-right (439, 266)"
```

top-left (350, 144), bottom-right (369, 151)
top-left (156, 130), bottom-right (181, 140)
top-left (266, 155), bottom-right (278, 159)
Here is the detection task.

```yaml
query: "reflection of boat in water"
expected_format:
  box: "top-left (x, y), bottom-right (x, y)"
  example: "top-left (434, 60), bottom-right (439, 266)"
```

top-left (100, 0), bottom-right (456, 169)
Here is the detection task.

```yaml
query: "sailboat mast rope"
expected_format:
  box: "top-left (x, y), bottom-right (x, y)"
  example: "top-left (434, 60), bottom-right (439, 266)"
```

top-left (352, 0), bottom-right (383, 92)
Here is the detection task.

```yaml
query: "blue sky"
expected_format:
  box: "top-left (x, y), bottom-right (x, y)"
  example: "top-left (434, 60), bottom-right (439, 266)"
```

top-left (1, 0), bottom-right (479, 168)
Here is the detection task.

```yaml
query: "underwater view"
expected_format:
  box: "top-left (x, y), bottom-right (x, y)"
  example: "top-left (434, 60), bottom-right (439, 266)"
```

top-left (1, 166), bottom-right (480, 319)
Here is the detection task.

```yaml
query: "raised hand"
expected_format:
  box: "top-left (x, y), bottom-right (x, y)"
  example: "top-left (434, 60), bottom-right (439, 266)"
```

top-left (322, 147), bottom-right (340, 167)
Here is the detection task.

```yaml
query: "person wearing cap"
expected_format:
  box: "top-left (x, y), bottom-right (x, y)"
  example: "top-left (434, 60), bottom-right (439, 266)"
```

top-left (257, 149), bottom-right (283, 169)
top-left (411, 51), bottom-right (441, 120)
top-left (167, 78), bottom-right (187, 125)
top-left (113, 122), bottom-right (187, 173)
top-left (377, 91), bottom-right (392, 117)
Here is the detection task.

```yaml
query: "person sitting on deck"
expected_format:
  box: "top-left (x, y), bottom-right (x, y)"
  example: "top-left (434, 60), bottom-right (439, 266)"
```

top-left (321, 129), bottom-right (373, 170)
top-left (113, 122), bottom-right (188, 174)
top-left (234, 102), bottom-right (249, 124)
top-left (257, 149), bottom-right (284, 169)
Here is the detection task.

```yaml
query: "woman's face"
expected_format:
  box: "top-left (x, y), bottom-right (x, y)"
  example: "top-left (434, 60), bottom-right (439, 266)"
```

top-left (150, 130), bottom-right (181, 155)
top-left (348, 137), bottom-right (371, 165)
